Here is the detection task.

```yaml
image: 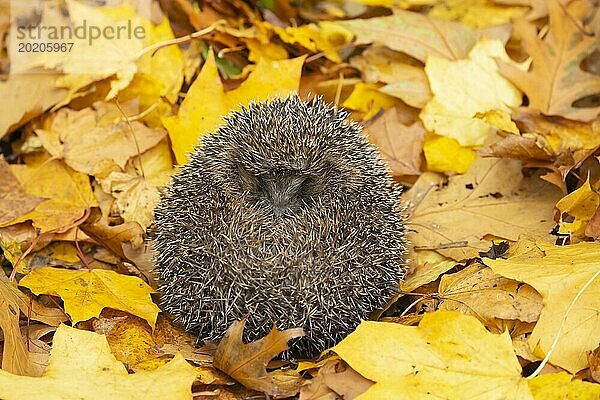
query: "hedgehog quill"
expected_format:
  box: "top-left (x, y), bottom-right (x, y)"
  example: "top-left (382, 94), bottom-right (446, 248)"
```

top-left (153, 95), bottom-right (407, 358)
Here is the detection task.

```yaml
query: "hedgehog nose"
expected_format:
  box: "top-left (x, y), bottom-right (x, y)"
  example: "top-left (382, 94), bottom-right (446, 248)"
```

top-left (262, 175), bottom-right (306, 213)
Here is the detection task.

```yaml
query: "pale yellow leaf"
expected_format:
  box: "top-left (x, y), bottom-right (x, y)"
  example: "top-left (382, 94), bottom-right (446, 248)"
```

top-left (485, 241), bottom-right (600, 373)
top-left (19, 267), bottom-right (160, 329)
top-left (420, 39), bottom-right (523, 147)
top-left (333, 311), bottom-right (532, 399)
top-left (0, 324), bottom-right (197, 400)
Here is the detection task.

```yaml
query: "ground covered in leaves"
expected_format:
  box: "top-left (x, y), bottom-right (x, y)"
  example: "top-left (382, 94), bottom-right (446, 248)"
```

top-left (0, 0), bottom-right (599, 399)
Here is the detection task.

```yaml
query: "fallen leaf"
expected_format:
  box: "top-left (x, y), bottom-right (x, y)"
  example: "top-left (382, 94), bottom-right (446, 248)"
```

top-left (19, 267), bottom-right (160, 329)
top-left (35, 105), bottom-right (166, 177)
top-left (527, 372), bottom-right (600, 399)
top-left (0, 275), bottom-right (38, 376)
top-left (401, 250), bottom-right (458, 292)
top-left (585, 205), bottom-right (600, 240)
top-left (438, 263), bottom-right (543, 324)
top-left (337, 9), bottom-right (477, 62)
top-left (589, 347), bottom-right (600, 384)
top-left (406, 157), bottom-right (562, 260)
top-left (299, 359), bottom-right (373, 400)
top-left (498, 0), bottom-right (600, 121)
top-left (213, 318), bottom-right (304, 397)
top-left (342, 83), bottom-right (405, 120)
top-left (0, 324), bottom-right (197, 400)
top-left (478, 132), bottom-right (555, 161)
top-left (163, 50), bottom-right (305, 164)
top-left (485, 241), bottom-right (600, 373)
top-left (511, 108), bottom-right (600, 153)
top-left (332, 310), bottom-right (532, 399)
top-left (2, 158), bottom-right (98, 232)
top-left (364, 109), bottom-right (425, 176)
top-left (420, 39), bottom-right (523, 147)
top-left (350, 47), bottom-right (431, 109)
top-left (272, 21), bottom-right (353, 63)
top-left (0, 158), bottom-right (45, 226)
top-left (422, 134), bottom-right (477, 174)
top-left (430, 0), bottom-right (527, 28)
top-left (0, 74), bottom-right (68, 138)
top-left (555, 177), bottom-right (600, 241)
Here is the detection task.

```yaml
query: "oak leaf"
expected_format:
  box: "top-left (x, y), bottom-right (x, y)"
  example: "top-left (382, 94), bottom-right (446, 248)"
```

top-left (0, 324), bottom-right (197, 400)
top-left (19, 267), bottom-right (160, 329)
top-left (498, 0), bottom-right (600, 121)
top-left (485, 241), bottom-right (600, 373)
top-left (332, 311), bottom-right (533, 399)
top-left (214, 318), bottom-right (304, 397)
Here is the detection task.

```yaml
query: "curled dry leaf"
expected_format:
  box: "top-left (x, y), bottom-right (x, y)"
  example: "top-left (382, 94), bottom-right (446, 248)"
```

top-left (213, 318), bottom-right (305, 398)
top-left (299, 359), bottom-right (373, 400)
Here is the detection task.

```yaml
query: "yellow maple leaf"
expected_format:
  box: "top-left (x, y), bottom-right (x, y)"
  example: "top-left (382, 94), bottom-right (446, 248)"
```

top-left (163, 51), bottom-right (305, 164)
top-left (528, 372), bottom-right (600, 399)
top-left (556, 178), bottom-right (600, 241)
top-left (332, 310), bottom-right (532, 399)
top-left (485, 241), bottom-right (600, 373)
top-left (423, 134), bottom-right (477, 174)
top-left (342, 83), bottom-right (404, 120)
top-left (2, 158), bottom-right (97, 232)
top-left (272, 21), bottom-right (353, 63)
top-left (430, 0), bottom-right (527, 28)
top-left (0, 324), bottom-right (197, 400)
top-left (19, 267), bottom-right (160, 329)
top-left (420, 39), bottom-right (523, 147)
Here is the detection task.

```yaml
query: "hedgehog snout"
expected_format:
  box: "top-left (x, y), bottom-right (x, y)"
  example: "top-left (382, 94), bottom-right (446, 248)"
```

top-left (258, 173), bottom-right (308, 215)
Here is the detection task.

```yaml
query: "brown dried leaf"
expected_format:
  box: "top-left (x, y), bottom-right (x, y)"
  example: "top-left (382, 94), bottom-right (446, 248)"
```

top-left (478, 132), bottom-right (555, 161)
top-left (588, 346), bottom-right (600, 384)
top-left (585, 205), bottom-right (600, 240)
top-left (511, 108), bottom-right (600, 152)
top-left (498, 0), bottom-right (600, 121)
top-left (0, 274), bottom-right (39, 376)
top-left (214, 319), bottom-right (304, 398)
top-left (80, 209), bottom-right (144, 261)
top-left (0, 158), bottom-right (45, 226)
top-left (364, 108), bottom-right (425, 176)
top-left (300, 359), bottom-right (372, 400)
top-left (35, 105), bottom-right (166, 177)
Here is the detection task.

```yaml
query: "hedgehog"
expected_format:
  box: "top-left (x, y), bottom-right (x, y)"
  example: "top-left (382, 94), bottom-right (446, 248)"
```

top-left (153, 94), bottom-right (407, 358)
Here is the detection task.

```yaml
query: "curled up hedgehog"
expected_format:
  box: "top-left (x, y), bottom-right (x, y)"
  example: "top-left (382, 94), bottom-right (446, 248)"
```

top-left (153, 94), bottom-right (407, 358)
